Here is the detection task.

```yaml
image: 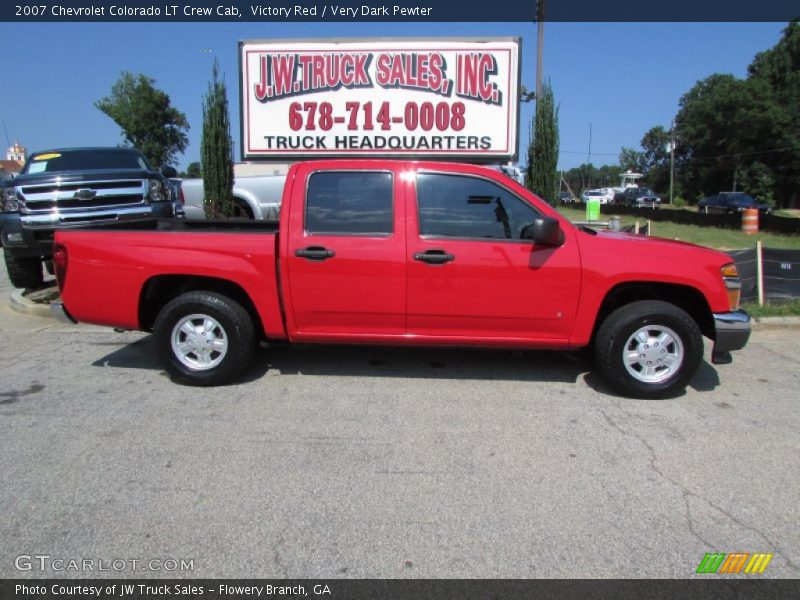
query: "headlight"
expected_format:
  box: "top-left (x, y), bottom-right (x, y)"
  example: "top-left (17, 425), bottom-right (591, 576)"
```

top-left (148, 179), bottom-right (164, 203)
top-left (721, 263), bottom-right (741, 310)
top-left (3, 188), bottom-right (20, 212)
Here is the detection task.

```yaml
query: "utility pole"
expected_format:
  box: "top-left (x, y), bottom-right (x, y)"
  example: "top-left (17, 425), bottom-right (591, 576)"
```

top-left (587, 122), bottom-right (592, 188)
top-left (669, 119), bottom-right (675, 204)
top-left (536, 0), bottom-right (545, 99)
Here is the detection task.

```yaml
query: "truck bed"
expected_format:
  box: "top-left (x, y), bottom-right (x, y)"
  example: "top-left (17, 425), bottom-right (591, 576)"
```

top-left (70, 218), bottom-right (280, 234)
top-left (55, 220), bottom-right (284, 337)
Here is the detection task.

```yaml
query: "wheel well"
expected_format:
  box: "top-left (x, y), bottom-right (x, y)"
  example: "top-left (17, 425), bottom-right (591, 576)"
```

top-left (139, 275), bottom-right (264, 337)
top-left (233, 196), bottom-right (255, 219)
top-left (593, 282), bottom-right (714, 340)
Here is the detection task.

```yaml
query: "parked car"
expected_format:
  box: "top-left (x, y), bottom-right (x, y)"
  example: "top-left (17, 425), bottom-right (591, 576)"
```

top-left (697, 192), bottom-right (772, 215)
top-left (181, 175), bottom-right (285, 220)
top-left (621, 187), bottom-right (661, 207)
top-left (581, 189), bottom-right (614, 204)
top-left (0, 147), bottom-right (182, 289)
top-left (51, 160), bottom-right (750, 399)
top-left (559, 191), bottom-right (576, 204)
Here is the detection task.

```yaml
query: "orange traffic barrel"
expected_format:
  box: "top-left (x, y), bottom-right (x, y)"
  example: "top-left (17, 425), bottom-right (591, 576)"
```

top-left (742, 208), bottom-right (759, 234)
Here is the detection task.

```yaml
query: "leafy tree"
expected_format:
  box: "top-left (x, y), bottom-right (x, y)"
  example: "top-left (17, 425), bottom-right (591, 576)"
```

top-left (740, 161), bottom-right (776, 206)
top-left (674, 73), bottom-right (786, 202)
top-left (186, 161), bottom-right (202, 178)
top-left (201, 60), bottom-right (235, 219)
top-left (618, 147), bottom-right (646, 174)
top-left (562, 163), bottom-right (621, 196)
top-left (747, 20), bottom-right (800, 206)
top-left (95, 72), bottom-right (189, 168)
top-left (640, 126), bottom-right (671, 193)
top-left (525, 80), bottom-right (559, 204)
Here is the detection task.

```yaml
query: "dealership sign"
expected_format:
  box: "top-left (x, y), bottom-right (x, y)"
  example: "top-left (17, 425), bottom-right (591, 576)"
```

top-left (240, 38), bottom-right (520, 160)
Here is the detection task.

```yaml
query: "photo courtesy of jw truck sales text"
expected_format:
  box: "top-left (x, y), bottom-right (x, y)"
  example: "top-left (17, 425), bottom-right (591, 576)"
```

top-left (239, 38), bottom-right (520, 159)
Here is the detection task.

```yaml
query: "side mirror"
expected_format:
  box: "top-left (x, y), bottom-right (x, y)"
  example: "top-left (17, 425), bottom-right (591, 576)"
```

top-left (160, 165), bottom-right (178, 179)
top-left (521, 217), bottom-right (563, 246)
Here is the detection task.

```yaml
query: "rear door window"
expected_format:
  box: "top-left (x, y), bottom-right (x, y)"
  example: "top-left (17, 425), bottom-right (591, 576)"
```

top-left (305, 171), bottom-right (393, 235)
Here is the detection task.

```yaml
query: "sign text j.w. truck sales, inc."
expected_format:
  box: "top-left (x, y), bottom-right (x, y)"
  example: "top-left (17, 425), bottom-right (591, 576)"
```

top-left (240, 38), bottom-right (520, 160)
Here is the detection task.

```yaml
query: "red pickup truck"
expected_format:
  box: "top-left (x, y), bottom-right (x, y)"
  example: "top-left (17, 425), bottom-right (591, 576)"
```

top-left (51, 160), bottom-right (750, 399)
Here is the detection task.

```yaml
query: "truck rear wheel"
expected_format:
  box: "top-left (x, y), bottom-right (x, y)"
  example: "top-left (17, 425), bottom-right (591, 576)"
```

top-left (594, 300), bottom-right (703, 399)
top-left (153, 291), bottom-right (255, 386)
top-left (4, 251), bottom-right (43, 289)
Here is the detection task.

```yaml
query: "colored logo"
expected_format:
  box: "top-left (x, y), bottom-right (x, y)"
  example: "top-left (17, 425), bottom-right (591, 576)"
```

top-left (696, 552), bottom-right (773, 574)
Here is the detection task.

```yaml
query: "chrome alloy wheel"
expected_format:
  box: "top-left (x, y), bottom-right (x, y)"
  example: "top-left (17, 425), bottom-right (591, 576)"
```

top-left (170, 314), bottom-right (229, 371)
top-left (623, 325), bottom-right (684, 384)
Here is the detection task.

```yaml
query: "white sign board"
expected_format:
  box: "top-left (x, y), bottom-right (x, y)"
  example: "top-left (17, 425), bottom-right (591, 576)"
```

top-left (240, 38), bottom-right (520, 161)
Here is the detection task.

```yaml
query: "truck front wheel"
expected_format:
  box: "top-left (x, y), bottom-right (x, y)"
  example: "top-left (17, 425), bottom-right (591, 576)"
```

top-left (153, 291), bottom-right (255, 386)
top-left (594, 300), bottom-right (703, 399)
top-left (4, 251), bottom-right (43, 290)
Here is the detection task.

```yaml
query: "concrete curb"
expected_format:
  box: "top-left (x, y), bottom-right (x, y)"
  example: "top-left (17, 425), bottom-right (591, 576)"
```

top-left (9, 289), bottom-right (56, 319)
top-left (9, 289), bottom-right (800, 330)
top-left (750, 316), bottom-right (800, 330)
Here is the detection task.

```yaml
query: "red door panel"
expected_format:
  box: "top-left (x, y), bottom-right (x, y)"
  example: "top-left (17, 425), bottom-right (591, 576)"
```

top-left (406, 169), bottom-right (582, 343)
top-left (284, 166), bottom-right (407, 338)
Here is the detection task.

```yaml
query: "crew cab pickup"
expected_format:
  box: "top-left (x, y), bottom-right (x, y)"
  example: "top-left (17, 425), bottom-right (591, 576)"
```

top-left (51, 160), bottom-right (751, 399)
top-left (1, 147), bottom-right (181, 289)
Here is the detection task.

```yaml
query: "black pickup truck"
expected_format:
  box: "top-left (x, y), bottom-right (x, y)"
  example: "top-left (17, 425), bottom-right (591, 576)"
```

top-left (1, 147), bottom-right (181, 289)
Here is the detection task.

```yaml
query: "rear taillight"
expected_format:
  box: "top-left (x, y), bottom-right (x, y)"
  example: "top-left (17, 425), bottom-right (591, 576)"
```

top-left (53, 243), bottom-right (68, 291)
top-left (178, 185), bottom-right (185, 204)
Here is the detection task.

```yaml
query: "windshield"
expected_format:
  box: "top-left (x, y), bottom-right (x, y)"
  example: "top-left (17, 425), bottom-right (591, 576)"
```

top-left (23, 149), bottom-right (150, 174)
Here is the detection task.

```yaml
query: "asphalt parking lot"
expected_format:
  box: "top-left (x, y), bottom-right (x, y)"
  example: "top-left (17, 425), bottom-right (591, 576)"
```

top-left (0, 266), bottom-right (798, 579)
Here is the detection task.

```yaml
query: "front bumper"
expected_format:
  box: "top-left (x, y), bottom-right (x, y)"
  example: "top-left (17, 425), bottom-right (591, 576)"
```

top-left (711, 309), bottom-right (751, 364)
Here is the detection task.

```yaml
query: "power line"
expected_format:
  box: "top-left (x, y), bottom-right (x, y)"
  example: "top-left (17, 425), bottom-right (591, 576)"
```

top-left (560, 149), bottom-right (619, 156)
top-left (559, 145), bottom-right (795, 160)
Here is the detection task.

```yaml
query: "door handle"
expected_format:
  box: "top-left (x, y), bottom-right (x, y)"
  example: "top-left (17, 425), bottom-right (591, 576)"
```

top-left (295, 246), bottom-right (335, 261)
top-left (413, 249), bottom-right (455, 265)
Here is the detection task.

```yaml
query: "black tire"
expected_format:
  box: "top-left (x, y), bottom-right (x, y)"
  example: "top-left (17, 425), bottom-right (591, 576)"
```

top-left (594, 300), bottom-right (703, 399)
top-left (4, 251), bottom-right (43, 289)
top-left (153, 291), bottom-right (255, 386)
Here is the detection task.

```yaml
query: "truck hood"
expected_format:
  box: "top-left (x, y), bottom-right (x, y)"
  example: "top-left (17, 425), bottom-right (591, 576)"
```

top-left (571, 226), bottom-right (736, 315)
top-left (583, 228), bottom-right (732, 268)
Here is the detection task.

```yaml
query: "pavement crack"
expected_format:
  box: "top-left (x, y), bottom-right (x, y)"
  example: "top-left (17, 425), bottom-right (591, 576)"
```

top-left (598, 404), bottom-right (800, 574)
top-left (755, 343), bottom-right (800, 366)
top-left (272, 531), bottom-right (290, 578)
top-left (597, 407), bottom-right (712, 548)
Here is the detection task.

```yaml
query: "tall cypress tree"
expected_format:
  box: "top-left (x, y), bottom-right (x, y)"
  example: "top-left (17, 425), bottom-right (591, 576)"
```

top-left (201, 59), bottom-right (235, 218)
top-left (526, 80), bottom-right (560, 205)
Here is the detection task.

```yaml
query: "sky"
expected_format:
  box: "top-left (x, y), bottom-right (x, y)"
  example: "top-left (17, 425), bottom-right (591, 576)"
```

top-left (0, 21), bottom-right (787, 172)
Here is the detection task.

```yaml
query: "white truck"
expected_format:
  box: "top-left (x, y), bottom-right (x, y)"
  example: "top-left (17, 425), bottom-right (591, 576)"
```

top-left (180, 175), bottom-right (286, 221)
